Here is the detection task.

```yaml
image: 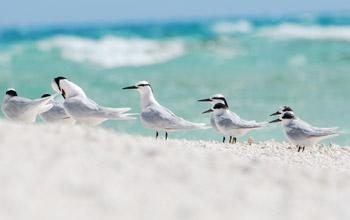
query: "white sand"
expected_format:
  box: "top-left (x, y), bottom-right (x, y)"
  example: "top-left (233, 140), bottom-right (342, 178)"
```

top-left (0, 120), bottom-right (350, 220)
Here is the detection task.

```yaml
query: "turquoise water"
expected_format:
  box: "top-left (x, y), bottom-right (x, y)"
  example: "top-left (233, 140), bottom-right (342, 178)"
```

top-left (1, 14), bottom-right (350, 144)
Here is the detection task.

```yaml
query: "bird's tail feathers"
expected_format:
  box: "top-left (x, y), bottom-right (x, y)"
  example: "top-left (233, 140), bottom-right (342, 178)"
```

top-left (37, 103), bottom-right (54, 114)
top-left (114, 112), bottom-right (138, 120)
top-left (316, 132), bottom-right (339, 141)
top-left (99, 107), bottom-right (137, 120)
top-left (256, 121), bottom-right (268, 127)
top-left (184, 122), bottom-right (210, 130)
top-left (31, 95), bottom-right (56, 114)
top-left (247, 121), bottom-right (268, 129)
top-left (321, 127), bottom-right (338, 132)
top-left (101, 107), bottom-right (131, 114)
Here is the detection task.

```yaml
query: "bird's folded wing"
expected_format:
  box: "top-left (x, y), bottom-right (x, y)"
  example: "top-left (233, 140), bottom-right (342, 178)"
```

top-left (27, 96), bottom-right (54, 113)
top-left (97, 107), bottom-right (136, 119)
top-left (65, 97), bottom-right (135, 120)
top-left (100, 107), bottom-right (131, 114)
top-left (306, 127), bottom-right (339, 137)
top-left (143, 105), bottom-right (206, 130)
top-left (31, 95), bottom-right (54, 106)
top-left (239, 119), bottom-right (267, 129)
top-left (291, 119), bottom-right (338, 137)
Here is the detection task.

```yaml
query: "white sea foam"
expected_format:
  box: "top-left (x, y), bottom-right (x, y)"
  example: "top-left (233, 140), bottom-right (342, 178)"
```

top-left (37, 35), bottom-right (185, 68)
top-left (259, 23), bottom-right (350, 41)
top-left (212, 20), bottom-right (253, 34)
top-left (0, 45), bottom-right (23, 64)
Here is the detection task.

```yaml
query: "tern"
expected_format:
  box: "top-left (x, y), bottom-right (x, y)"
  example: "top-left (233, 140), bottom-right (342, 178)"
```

top-left (202, 103), bottom-right (267, 143)
top-left (39, 94), bottom-right (74, 123)
top-left (52, 76), bottom-right (136, 126)
top-left (269, 111), bottom-right (338, 152)
top-left (198, 94), bottom-right (229, 142)
top-left (2, 88), bottom-right (54, 123)
top-left (123, 81), bottom-right (208, 139)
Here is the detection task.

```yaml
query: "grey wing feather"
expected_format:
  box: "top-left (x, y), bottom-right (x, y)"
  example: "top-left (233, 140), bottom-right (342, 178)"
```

top-left (142, 105), bottom-right (205, 130)
top-left (6, 96), bottom-right (51, 114)
top-left (289, 119), bottom-right (338, 137)
top-left (218, 111), bottom-right (266, 129)
top-left (40, 103), bottom-right (71, 121)
top-left (2, 97), bottom-right (31, 119)
top-left (160, 106), bottom-right (206, 129)
top-left (64, 97), bottom-right (131, 119)
top-left (236, 119), bottom-right (267, 129)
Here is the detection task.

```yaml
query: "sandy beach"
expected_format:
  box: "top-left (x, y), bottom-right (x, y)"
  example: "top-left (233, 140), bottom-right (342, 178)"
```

top-left (0, 120), bottom-right (349, 220)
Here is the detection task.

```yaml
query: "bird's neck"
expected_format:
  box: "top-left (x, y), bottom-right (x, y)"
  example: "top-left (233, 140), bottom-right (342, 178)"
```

top-left (213, 109), bottom-right (227, 116)
top-left (283, 119), bottom-right (295, 126)
top-left (3, 95), bottom-right (12, 102)
top-left (140, 90), bottom-right (158, 109)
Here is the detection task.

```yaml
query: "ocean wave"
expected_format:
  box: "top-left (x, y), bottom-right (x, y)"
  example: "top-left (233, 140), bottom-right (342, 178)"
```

top-left (212, 20), bottom-right (253, 34)
top-left (205, 36), bottom-right (247, 58)
top-left (288, 54), bottom-right (307, 66)
top-left (0, 45), bottom-right (23, 64)
top-left (37, 36), bottom-right (185, 68)
top-left (259, 23), bottom-right (350, 41)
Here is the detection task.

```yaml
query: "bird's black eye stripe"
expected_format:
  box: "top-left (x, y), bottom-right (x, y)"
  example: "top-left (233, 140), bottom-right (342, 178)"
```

top-left (138, 83), bottom-right (150, 87)
top-left (212, 97), bottom-right (225, 101)
top-left (282, 112), bottom-right (295, 119)
top-left (213, 103), bottom-right (227, 109)
top-left (212, 97), bottom-right (228, 107)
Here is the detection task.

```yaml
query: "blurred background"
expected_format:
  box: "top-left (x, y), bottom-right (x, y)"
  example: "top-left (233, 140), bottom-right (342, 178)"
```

top-left (1, 0), bottom-right (350, 144)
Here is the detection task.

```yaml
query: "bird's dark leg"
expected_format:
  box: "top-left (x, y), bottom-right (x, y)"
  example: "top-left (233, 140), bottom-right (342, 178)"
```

top-left (233, 137), bottom-right (237, 144)
top-left (302, 146), bottom-right (305, 152)
top-left (222, 136), bottom-right (225, 143)
top-left (156, 131), bottom-right (159, 139)
top-left (297, 146), bottom-right (301, 152)
top-left (165, 132), bottom-right (168, 140)
top-left (229, 136), bottom-right (232, 144)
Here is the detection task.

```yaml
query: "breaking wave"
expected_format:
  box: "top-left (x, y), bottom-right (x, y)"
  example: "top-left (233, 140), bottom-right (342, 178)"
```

top-left (259, 23), bottom-right (350, 41)
top-left (37, 35), bottom-right (185, 68)
top-left (212, 20), bottom-right (253, 34)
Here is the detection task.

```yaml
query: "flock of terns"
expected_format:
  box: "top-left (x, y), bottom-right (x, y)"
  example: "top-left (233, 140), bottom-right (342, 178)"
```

top-left (2, 77), bottom-right (339, 152)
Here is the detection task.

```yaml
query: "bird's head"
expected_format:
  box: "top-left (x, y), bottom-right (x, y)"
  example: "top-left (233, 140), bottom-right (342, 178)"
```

top-left (198, 93), bottom-right (228, 107)
top-left (269, 111), bottom-right (296, 124)
top-left (5, 88), bottom-right (17, 97)
top-left (52, 76), bottom-right (85, 99)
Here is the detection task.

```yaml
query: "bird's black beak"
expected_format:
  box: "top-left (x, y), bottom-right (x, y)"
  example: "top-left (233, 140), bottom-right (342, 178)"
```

top-left (198, 98), bottom-right (212, 102)
top-left (270, 111), bottom-right (281, 116)
top-left (41, 94), bottom-right (51, 98)
top-left (202, 109), bottom-right (214, 114)
top-left (269, 118), bottom-right (282, 123)
top-left (123, 85), bottom-right (138, 90)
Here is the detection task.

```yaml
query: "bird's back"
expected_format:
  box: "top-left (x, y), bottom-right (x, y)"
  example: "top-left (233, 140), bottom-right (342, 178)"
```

top-left (285, 119), bottom-right (338, 145)
top-left (64, 96), bottom-right (132, 124)
top-left (141, 104), bottom-right (205, 131)
top-left (40, 102), bottom-right (71, 122)
top-left (2, 96), bottom-right (39, 122)
top-left (217, 110), bottom-right (264, 129)
top-left (63, 96), bottom-right (100, 118)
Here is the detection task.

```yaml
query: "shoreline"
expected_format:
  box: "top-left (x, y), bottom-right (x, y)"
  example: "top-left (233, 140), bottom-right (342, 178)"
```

top-left (1, 120), bottom-right (350, 220)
